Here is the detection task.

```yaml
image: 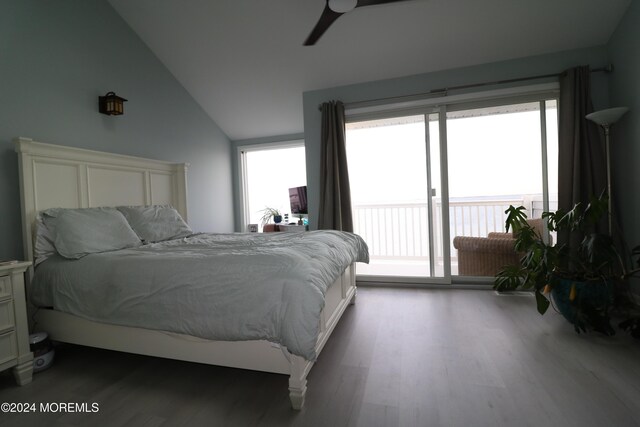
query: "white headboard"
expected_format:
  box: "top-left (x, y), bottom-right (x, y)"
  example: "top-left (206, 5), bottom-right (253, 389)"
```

top-left (14, 137), bottom-right (188, 266)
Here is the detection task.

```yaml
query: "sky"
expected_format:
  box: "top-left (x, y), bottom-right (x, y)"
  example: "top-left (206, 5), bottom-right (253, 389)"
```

top-left (345, 102), bottom-right (558, 205)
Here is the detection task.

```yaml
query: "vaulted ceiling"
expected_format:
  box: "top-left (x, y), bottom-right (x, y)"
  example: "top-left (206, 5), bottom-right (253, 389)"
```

top-left (108, 0), bottom-right (631, 141)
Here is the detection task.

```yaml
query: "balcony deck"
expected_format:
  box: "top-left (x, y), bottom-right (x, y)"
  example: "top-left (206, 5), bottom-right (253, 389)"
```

top-left (353, 195), bottom-right (555, 279)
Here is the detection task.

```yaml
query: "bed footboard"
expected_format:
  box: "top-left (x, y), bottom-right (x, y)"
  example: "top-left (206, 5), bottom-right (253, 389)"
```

top-left (288, 263), bottom-right (356, 409)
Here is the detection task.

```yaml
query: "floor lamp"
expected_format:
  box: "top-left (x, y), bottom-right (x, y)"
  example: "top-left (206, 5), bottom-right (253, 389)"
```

top-left (585, 106), bottom-right (629, 234)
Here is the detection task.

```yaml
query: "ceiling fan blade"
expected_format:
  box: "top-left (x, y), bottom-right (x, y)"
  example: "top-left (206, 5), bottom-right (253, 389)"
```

top-left (356, 0), bottom-right (413, 7)
top-left (304, 4), bottom-right (344, 46)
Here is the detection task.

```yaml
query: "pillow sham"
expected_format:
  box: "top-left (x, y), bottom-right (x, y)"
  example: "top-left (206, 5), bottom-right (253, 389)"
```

top-left (117, 205), bottom-right (192, 243)
top-left (45, 207), bottom-right (141, 259)
top-left (33, 213), bottom-right (57, 266)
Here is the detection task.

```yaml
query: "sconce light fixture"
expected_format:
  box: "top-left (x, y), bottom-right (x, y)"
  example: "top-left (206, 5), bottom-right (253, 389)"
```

top-left (99, 92), bottom-right (127, 116)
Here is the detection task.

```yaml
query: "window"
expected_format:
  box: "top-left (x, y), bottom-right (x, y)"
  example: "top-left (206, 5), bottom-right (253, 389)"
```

top-left (238, 142), bottom-right (306, 232)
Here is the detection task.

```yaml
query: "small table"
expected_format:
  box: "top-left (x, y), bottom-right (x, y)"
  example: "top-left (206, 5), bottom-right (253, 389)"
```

top-left (262, 224), bottom-right (280, 232)
top-left (278, 224), bottom-right (307, 232)
top-left (263, 224), bottom-right (307, 233)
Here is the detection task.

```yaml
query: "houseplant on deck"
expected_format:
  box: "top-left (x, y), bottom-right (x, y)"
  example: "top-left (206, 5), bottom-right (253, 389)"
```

top-left (494, 194), bottom-right (636, 335)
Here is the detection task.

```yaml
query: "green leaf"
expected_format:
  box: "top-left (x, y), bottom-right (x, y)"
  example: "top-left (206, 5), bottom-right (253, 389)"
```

top-left (557, 203), bottom-right (582, 232)
top-left (583, 193), bottom-right (609, 227)
top-left (542, 210), bottom-right (563, 232)
top-left (535, 289), bottom-right (550, 315)
top-left (504, 205), bottom-right (528, 234)
top-left (494, 265), bottom-right (525, 291)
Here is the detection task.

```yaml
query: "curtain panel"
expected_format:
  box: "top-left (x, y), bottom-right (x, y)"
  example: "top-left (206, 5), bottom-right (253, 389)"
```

top-left (318, 101), bottom-right (354, 232)
top-left (558, 66), bottom-right (608, 245)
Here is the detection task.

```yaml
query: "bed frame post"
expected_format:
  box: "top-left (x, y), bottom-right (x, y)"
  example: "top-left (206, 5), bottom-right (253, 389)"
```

top-left (288, 356), bottom-right (308, 410)
top-left (347, 264), bottom-right (357, 305)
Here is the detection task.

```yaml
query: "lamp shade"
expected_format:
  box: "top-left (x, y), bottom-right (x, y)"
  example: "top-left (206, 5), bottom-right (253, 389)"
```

top-left (586, 107), bottom-right (629, 126)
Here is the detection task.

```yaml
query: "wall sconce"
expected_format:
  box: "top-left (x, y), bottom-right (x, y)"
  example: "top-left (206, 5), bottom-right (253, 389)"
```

top-left (99, 92), bottom-right (127, 116)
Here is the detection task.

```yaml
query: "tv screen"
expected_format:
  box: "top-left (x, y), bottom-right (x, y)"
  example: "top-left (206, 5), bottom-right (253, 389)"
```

top-left (289, 186), bottom-right (308, 215)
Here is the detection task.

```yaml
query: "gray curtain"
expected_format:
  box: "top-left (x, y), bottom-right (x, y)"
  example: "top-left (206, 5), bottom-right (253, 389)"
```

top-left (318, 100), bottom-right (353, 232)
top-left (558, 65), bottom-right (608, 245)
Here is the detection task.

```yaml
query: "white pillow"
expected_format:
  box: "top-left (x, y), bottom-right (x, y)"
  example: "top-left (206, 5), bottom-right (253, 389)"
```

top-left (44, 207), bottom-right (141, 259)
top-left (117, 205), bottom-right (192, 243)
top-left (33, 213), bottom-right (57, 266)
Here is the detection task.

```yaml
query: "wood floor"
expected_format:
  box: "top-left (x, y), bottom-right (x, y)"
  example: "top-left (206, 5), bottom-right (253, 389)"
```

top-left (1, 287), bottom-right (640, 427)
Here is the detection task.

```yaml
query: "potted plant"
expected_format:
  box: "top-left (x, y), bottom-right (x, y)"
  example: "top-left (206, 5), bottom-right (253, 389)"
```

top-left (494, 194), bottom-right (636, 335)
top-left (259, 207), bottom-right (282, 226)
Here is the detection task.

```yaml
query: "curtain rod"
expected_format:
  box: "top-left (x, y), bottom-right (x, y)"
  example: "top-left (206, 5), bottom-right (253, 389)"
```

top-left (317, 64), bottom-right (613, 111)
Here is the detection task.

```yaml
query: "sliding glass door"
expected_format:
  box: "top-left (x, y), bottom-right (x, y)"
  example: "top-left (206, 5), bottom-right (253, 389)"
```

top-left (345, 94), bottom-right (558, 283)
top-left (448, 100), bottom-right (557, 278)
top-left (346, 112), bottom-right (446, 279)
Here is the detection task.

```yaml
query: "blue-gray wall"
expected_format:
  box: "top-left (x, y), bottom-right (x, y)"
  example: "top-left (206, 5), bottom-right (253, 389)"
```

top-left (609, 0), bottom-right (640, 248)
top-left (608, 0), bottom-right (639, 292)
top-left (302, 47), bottom-right (611, 230)
top-left (0, 0), bottom-right (234, 261)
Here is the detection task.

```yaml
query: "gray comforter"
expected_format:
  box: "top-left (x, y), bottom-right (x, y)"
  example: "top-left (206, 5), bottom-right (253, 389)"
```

top-left (30, 231), bottom-right (369, 360)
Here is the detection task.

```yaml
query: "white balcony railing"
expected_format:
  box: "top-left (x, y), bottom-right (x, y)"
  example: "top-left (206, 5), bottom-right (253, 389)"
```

top-left (353, 196), bottom-right (548, 268)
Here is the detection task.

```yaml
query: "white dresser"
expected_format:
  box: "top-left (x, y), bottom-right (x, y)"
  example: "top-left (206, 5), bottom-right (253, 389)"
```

top-left (0, 261), bottom-right (33, 385)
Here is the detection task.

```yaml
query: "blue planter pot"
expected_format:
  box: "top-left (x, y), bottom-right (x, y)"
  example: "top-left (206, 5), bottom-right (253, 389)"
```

top-left (551, 278), bottom-right (613, 334)
top-left (273, 215), bottom-right (282, 224)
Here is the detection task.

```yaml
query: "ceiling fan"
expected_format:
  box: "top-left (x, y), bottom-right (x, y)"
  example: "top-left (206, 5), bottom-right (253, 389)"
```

top-left (304, 0), bottom-right (413, 46)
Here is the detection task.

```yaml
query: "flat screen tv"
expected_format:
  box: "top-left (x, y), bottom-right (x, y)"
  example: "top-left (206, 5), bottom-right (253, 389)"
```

top-left (289, 186), bottom-right (308, 215)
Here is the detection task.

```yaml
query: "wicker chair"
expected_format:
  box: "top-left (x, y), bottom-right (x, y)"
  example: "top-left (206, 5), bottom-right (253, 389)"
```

top-left (453, 218), bottom-right (544, 277)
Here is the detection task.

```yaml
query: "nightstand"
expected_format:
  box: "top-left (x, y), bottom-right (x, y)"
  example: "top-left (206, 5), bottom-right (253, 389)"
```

top-left (0, 261), bottom-right (34, 385)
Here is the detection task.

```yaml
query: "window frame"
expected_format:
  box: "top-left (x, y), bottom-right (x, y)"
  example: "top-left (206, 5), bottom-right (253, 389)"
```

top-left (236, 140), bottom-right (305, 232)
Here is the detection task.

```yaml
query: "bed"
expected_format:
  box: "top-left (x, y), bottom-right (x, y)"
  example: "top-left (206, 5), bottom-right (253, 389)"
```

top-left (14, 137), bottom-right (368, 409)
